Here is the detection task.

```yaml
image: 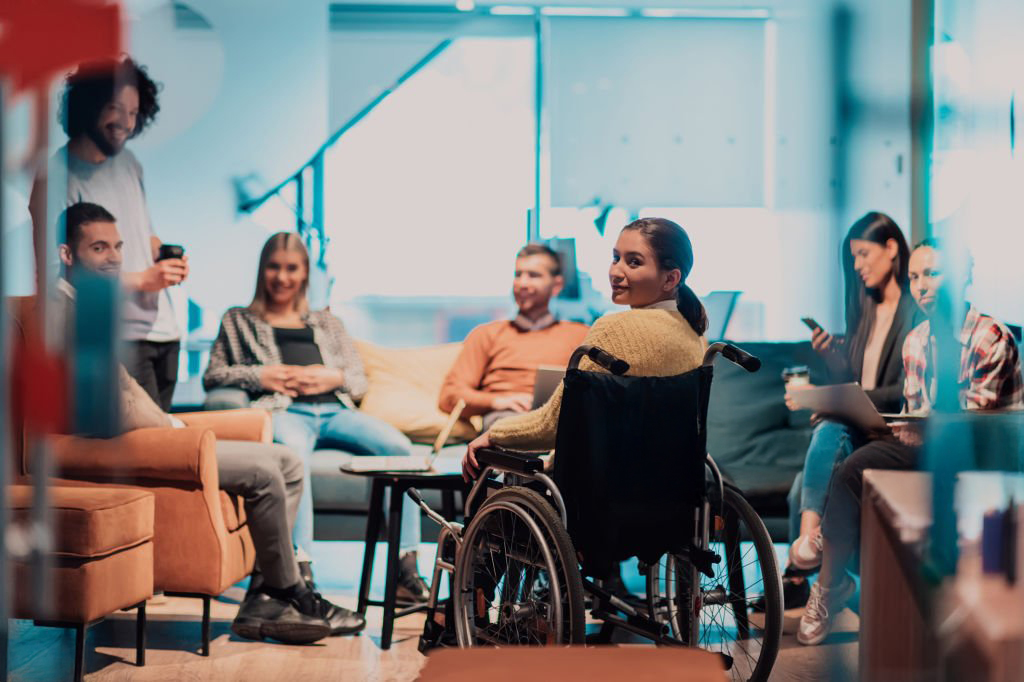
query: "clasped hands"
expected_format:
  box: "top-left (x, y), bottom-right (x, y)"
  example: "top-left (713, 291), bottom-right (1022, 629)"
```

top-left (261, 364), bottom-right (344, 397)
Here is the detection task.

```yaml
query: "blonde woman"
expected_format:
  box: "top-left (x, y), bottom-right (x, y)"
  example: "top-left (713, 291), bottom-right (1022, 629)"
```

top-left (204, 232), bottom-right (429, 605)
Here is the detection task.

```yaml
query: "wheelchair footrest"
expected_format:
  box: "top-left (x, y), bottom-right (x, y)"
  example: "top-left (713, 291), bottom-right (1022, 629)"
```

top-left (475, 446), bottom-right (546, 474)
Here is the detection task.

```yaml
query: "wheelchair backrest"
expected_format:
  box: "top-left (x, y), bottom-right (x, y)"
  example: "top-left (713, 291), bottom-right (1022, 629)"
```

top-left (552, 365), bottom-right (714, 576)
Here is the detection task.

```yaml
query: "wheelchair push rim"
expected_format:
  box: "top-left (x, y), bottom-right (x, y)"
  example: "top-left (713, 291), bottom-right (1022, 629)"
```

top-left (453, 487), bottom-right (585, 647)
top-left (646, 486), bottom-right (783, 682)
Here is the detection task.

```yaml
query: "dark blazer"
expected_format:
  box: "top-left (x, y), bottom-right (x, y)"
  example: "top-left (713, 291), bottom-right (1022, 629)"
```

top-left (824, 291), bottom-right (921, 413)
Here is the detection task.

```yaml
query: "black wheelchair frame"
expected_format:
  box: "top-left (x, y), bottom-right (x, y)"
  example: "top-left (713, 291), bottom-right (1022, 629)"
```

top-left (408, 342), bottom-right (782, 682)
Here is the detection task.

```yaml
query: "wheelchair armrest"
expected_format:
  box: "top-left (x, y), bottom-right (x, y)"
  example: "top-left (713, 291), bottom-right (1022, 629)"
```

top-left (475, 446), bottom-right (546, 474)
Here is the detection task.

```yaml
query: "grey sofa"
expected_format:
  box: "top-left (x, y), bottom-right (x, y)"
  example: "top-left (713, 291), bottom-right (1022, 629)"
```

top-left (204, 339), bottom-right (825, 543)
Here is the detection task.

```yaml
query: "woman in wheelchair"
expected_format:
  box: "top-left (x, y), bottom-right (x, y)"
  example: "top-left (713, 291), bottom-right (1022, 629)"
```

top-left (463, 217), bottom-right (709, 478)
top-left (434, 218), bottom-right (781, 681)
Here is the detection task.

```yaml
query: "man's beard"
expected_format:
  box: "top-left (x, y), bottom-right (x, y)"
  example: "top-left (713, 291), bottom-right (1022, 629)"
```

top-left (86, 122), bottom-right (124, 157)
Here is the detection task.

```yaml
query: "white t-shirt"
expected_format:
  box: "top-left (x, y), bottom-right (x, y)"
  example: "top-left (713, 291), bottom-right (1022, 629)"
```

top-left (59, 145), bottom-right (180, 343)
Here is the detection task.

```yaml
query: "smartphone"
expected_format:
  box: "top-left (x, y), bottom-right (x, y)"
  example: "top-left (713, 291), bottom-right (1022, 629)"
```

top-left (801, 317), bottom-right (823, 333)
top-left (156, 244), bottom-right (185, 262)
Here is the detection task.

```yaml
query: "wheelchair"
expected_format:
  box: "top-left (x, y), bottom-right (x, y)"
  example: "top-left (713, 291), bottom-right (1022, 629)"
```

top-left (408, 342), bottom-right (783, 682)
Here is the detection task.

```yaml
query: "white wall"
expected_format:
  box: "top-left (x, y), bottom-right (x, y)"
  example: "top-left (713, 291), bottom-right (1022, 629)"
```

top-left (125, 0), bottom-right (330, 333)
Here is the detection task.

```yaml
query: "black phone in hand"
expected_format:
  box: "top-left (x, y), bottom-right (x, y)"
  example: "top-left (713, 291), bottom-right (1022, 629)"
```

top-left (156, 244), bottom-right (185, 262)
top-left (801, 317), bottom-right (823, 333)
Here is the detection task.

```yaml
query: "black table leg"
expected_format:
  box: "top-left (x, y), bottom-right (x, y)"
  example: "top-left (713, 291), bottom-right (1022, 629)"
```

top-left (441, 489), bottom-right (455, 522)
top-left (380, 481), bottom-right (405, 650)
top-left (358, 479), bottom-right (386, 614)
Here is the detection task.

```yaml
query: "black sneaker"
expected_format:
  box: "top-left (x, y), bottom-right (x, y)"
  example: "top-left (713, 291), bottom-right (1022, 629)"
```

top-left (231, 590), bottom-right (331, 645)
top-left (396, 551), bottom-right (431, 606)
top-left (294, 561), bottom-right (367, 636)
top-left (306, 590), bottom-right (367, 636)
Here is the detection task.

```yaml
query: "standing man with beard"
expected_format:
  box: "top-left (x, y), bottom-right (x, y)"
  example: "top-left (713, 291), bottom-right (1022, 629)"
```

top-left (30, 57), bottom-right (188, 410)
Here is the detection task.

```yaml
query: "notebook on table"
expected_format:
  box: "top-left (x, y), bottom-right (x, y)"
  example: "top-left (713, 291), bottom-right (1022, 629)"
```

top-left (342, 399), bottom-right (466, 473)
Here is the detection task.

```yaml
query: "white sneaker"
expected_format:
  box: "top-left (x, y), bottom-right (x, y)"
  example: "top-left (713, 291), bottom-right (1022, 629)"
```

top-left (797, 575), bottom-right (855, 646)
top-left (788, 528), bottom-right (824, 570)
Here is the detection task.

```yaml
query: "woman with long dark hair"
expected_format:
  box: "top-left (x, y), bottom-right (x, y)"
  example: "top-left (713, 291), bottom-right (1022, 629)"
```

top-left (463, 217), bottom-right (708, 472)
top-left (784, 212), bottom-right (919, 575)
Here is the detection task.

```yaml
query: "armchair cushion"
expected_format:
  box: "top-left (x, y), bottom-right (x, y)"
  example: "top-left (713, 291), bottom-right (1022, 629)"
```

top-left (8, 485), bottom-right (154, 559)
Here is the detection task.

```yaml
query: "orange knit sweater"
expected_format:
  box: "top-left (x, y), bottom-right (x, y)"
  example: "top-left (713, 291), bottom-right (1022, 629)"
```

top-left (439, 319), bottom-right (589, 417)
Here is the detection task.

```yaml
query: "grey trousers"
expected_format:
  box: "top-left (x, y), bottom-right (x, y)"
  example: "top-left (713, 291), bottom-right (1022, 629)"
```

top-left (216, 441), bottom-right (303, 589)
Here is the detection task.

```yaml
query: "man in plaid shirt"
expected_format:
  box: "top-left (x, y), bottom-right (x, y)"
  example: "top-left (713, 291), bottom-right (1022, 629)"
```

top-left (902, 300), bottom-right (1023, 415)
top-left (799, 238), bottom-right (1023, 645)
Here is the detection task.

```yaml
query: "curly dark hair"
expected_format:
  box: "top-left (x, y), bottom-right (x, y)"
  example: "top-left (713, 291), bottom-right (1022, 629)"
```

top-left (59, 56), bottom-right (161, 139)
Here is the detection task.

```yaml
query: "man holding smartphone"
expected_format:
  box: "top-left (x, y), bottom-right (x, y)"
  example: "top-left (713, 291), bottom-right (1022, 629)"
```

top-left (30, 56), bottom-right (187, 410)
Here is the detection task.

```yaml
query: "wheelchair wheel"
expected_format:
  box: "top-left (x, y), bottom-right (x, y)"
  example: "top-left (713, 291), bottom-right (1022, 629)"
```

top-left (453, 486), bottom-right (585, 646)
top-left (646, 485), bottom-right (782, 682)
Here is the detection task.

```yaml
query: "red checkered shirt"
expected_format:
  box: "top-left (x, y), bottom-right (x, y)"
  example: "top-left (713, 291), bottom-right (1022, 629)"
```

top-left (902, 305), bottom-right (1023, 414)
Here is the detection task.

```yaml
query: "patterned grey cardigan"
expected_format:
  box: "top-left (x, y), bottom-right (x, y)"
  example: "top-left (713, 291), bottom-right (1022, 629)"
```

top-left (202, 306), bottom-right (369, 411)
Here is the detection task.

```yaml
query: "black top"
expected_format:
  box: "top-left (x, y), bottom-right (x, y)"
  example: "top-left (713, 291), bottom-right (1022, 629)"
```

top-left (823, 291), bottom-right (922, 413)
top-left (273, 326), bottom-right (336, 404)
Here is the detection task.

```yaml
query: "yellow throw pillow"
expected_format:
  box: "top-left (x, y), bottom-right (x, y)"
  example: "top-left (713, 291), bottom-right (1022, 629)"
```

top-left (355, 340), bottom-right (480, 443)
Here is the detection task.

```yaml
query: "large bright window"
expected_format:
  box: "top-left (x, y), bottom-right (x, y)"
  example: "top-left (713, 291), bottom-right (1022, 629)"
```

top-left (322, 35), bottom-right (536, 345)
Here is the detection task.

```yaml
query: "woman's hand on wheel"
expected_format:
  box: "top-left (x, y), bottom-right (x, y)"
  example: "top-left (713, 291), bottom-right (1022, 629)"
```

top-left (463, 431), bottom-right (492, 483)
top-left (810, 327), bottom-right (834, 354)
top-left (260, 365), bottom-right (298, 397)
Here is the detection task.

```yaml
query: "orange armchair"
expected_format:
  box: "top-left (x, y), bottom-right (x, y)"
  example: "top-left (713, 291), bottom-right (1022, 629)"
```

top-left (8, 296), bottom-right (270, 655)
top-left (37, 409), bottom-right (271, 655)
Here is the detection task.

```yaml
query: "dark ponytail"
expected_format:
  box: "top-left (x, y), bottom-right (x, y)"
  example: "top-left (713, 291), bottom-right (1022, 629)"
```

top-left (675, 281), bottom-right (709, 336)
top-left (622, 217), bottom-right (708, 337)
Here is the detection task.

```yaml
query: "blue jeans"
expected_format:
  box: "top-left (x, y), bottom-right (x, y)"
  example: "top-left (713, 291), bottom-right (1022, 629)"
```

top-left (787, 419), bottom-right (864, 541)
top-left (272, 402), bottom-right (417, 557)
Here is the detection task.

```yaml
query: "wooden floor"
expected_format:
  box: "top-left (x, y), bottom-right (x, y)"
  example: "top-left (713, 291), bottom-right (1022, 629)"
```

top-left (7, 542), bottom-right (861, 681)
top-left (9, 598), bottom-right (858, 681)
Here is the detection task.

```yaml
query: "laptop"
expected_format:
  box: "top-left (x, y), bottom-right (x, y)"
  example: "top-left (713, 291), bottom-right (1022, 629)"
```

top-left (532, 365), bottom-right (566, 409)
top-left (342, 399), bottom-right (466, 473)
top-left (787, 383), bottom-right (888, 432)
top-left (701, 290), bottom-right (741, 340)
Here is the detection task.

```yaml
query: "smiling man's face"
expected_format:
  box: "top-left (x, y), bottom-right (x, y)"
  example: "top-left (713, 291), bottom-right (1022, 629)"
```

top-left (88, 84), bottom-right (139, 156)
top-left (60, 220), bottom-right (124, 277)
top-left (908, 246), bottom-right (944, 316)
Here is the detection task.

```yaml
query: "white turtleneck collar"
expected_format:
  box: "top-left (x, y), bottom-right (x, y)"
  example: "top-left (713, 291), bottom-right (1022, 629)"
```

top-left (639, 299), bottom-right (677, 312)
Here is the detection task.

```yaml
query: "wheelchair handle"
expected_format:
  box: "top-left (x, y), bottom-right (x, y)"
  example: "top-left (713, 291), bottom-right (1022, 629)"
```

top-left (569, 344), bottom-right (630, 375)
top-left (703, 342), bottom-right (761, 372)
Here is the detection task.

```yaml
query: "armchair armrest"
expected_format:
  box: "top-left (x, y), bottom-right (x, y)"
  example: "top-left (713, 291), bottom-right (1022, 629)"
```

top-left (175, 408), bottom-right (272, 443)
top-left (49, 427), bottom-right (217, 483)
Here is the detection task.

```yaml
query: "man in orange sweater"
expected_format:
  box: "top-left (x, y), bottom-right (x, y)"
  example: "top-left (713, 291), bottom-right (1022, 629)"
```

top-left (439, 244), bottom-right (589, 430)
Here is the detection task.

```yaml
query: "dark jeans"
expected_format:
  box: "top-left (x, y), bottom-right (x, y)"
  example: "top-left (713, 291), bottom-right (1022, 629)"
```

top-left (126, 340), bottom-right (180, 411)
top-left (821, 437), bottom-right (919, 571)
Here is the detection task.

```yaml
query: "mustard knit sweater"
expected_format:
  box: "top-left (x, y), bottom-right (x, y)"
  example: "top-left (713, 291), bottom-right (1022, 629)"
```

top-left (488, 308), bottom-right (707, 450)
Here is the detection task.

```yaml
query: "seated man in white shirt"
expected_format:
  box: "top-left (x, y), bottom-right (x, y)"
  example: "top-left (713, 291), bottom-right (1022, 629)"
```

top-left (56, 202), bottom-right (364, 642)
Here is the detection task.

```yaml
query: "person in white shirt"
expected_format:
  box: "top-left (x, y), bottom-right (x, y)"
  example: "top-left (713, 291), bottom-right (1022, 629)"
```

top-left (31, 56), bottom-right (187, 410)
